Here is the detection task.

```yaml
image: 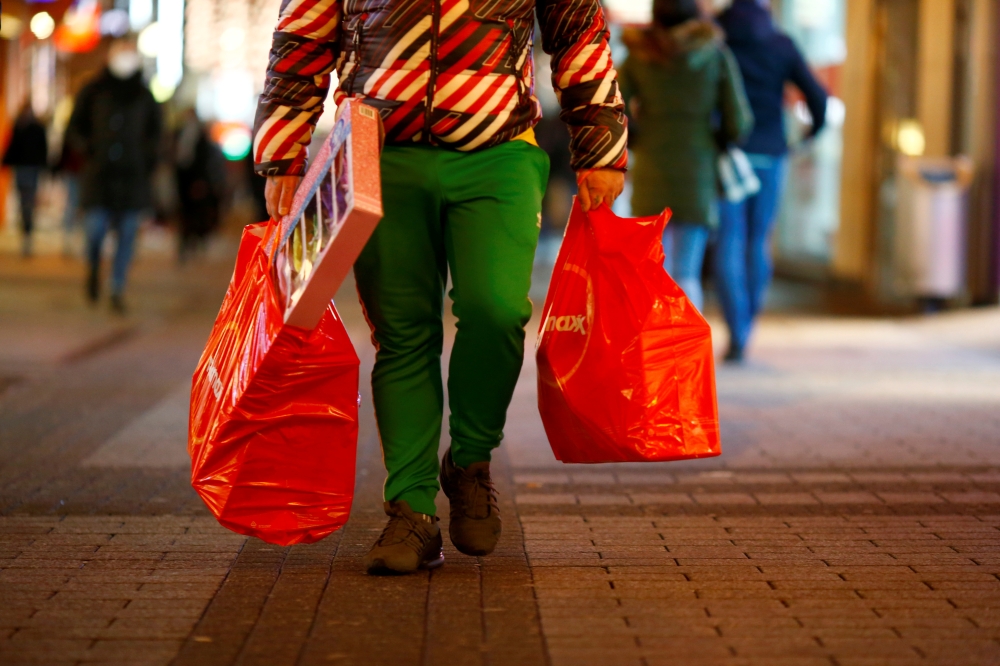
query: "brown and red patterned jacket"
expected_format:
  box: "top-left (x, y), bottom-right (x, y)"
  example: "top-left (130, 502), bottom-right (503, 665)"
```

top-left (253, 0), bottom-right (628, 176)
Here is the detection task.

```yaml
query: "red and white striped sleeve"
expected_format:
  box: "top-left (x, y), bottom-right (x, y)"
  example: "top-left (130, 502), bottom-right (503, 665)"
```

top-left (537, 0), bottom-right (628, 171)
top-left (252, 0), bottom-right (342, 177)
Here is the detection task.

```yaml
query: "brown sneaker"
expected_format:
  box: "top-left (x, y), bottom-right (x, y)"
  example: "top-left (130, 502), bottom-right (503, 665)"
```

top-left (440, 447), bottom-right (501, 556)
top-left (363, 501), bottom-right (444, 575)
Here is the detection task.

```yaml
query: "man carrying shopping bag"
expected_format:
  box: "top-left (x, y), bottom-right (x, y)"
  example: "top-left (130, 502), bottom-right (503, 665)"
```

top-left (255, 0), bottom-right (628, 574)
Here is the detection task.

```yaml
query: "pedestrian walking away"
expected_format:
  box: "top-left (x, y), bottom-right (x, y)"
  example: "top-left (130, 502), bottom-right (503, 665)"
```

top-left (715, 0), bottom-right (828, 362)
top-left (2, 103), bottom-right (49, 258)
top-left (619, 0), bottom-right (753, 312)
top-left (55, 117), bottom-right (87, 258)
top-left (66, 32), bottom-right (162, 314)
top-left (173, 108), bottom-right (225, 263)
top-left (255, 0), bottom-right (628, 575)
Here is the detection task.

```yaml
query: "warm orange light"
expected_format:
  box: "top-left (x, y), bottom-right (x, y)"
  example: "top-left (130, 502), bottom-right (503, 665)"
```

top-left (53, 3), bottom-right (101, 53)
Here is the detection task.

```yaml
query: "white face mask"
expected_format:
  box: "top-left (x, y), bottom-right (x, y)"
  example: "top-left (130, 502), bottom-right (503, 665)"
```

top-left (109, 51), bottom-right (142, 79)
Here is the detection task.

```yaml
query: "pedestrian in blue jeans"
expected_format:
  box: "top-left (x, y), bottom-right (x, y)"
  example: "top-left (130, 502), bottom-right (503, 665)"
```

top-left (65, 34), bottom-right (161, 313)
top-left (84, 209), bottom-right (143, 304)
top-left (715, 0), bottom-right (827, 361)
top-left (619, 0), bottom-right (753, 312)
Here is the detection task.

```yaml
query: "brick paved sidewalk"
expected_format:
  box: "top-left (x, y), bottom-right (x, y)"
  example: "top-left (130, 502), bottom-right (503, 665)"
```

top-left (1, 248), bottom-right (999, 665)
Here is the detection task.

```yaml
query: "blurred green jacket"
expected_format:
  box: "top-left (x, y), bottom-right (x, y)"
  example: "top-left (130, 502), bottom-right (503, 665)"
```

top-left (620, 19), bottom-right (754, 227)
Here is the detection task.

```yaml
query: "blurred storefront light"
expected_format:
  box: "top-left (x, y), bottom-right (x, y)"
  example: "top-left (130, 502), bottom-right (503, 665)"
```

top-left (896, 120), bottom-right (926, 157)
top-left (30, 12), bottom-right (56, 40)
top-left (55, 1), bottom-right (102, 53)
top-left (99, 8), bottom-right (130, 37)
top-left (208, 69), bottom-right (255, 123)
top-left (218, 125), bottom-right (253, 161)
top-left (220, 26), bottom-right (245, 52)
top-left (31, 42), bottom-right (55, 116)
top-left (130, 0), bottom-right (154, 31)
top-left (186, 0), bottom-right (281, 127)
top-left (150, 75), bottom-right (176, 103)
top-left (156, 0), bottom-right (185, 95)
top-left (793, 0), bottom-right (836, 28)
top-left (138, 22), bottom-right (161, 57)
top-left (0, 14), bottom-right (25, 40)
top-left (604, 0), bottom-right (651, 25)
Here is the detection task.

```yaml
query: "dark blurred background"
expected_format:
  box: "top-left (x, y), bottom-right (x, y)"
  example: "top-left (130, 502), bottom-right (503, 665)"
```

top-left (0, 0), bottom-right (997, 313)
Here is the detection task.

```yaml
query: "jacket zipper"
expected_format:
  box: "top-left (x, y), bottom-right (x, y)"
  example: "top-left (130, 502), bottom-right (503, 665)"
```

top-left (348, 14), bottom-right (368, 94)
top-left (422, 0), bottom-right (441, 144)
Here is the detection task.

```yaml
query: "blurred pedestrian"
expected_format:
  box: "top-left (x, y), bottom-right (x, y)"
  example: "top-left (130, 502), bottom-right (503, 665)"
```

top-left (619, 0), bottom-right (753, 311)
top-left (715, 0), bottom-right (828, 362)
top-left (2, 103), bottom-right (49, 257)
top-left (173, 109), bottom-right (225, 263)
top-left (55, 128), bottom-right (85, 257)
top-left (66, 33), bottom-right (162, 313)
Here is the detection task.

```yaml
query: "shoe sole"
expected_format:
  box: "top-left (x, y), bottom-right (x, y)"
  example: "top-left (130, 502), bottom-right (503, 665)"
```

top-left (451, 540), bottom-right (499, 557)
top-left (365, 551), bottom-right (445, 576)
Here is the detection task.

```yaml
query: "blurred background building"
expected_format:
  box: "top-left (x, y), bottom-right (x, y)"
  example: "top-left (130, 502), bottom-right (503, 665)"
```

top-left (1, 0), bottom-right (998, 306)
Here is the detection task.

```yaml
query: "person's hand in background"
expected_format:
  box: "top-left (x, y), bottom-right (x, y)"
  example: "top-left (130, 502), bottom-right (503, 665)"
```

top-left (265, 175), bottom-right (303, 219)
top-left (577, 169), bottom-right (625, 212)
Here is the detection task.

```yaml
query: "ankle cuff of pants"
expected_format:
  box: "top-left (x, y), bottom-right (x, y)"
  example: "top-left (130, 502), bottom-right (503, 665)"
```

top-left (392, 489), bottom-right (438, 517)
top-left (451, 445), bottom-right (493, 470)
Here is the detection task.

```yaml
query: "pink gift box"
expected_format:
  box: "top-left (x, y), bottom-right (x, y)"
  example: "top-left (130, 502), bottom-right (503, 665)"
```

top-left (266, 99), bottom-right (384, 330)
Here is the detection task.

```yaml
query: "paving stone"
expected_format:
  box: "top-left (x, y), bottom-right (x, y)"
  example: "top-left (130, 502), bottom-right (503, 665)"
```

top-left (877, 492), bottom-right (946, 504)
top-left (941, 492), bottom-right (1000, 504)
top-left (815, 491), bottom-right (883, 504)
top-left (615, 473), bottom-right (677, 485)
top-left (754, 493), bottom-right (820, 505)
top-left (692, 493), bottom-right (758, 505)
top-left (514, 473), bottom-right (570, 486)
top-left (628, 493), bottom-right (694, 504)
top-left (577, 494), bottom-right (632, 505)
top-left (516, 494), bottom-right (577, 505)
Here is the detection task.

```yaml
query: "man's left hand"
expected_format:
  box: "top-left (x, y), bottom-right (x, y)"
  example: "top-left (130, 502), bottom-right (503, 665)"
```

top-left (577, 169), bottom-right (625, 213)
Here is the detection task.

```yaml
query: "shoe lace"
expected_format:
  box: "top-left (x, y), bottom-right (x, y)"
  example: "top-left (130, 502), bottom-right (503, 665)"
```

top-left (461, 472), bottom-right (498, 520)
top-left (375, 512), bottom-right (429, 551)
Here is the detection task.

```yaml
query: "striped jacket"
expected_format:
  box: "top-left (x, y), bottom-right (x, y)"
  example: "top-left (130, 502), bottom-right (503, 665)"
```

top-left (253, 0), bottom-right (628, 177)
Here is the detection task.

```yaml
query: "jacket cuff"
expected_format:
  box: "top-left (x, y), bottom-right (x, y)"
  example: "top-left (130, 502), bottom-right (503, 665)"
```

top-left (253, 158), bottom-right (307, 178)
top-left (570, 145), bottom-right (630, 173)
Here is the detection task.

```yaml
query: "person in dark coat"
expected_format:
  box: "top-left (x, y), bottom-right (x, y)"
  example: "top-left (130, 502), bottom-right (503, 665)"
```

top-left (619, 0), bottom-right (754, 311)
top-left (715, 0), bottom-right (828, 361)
top-left (173, 109), bottom-right (225, 262)
top-left (2, 104), bottom-right (49, 257)
top-left (66, 33), bottom-right (162, 312)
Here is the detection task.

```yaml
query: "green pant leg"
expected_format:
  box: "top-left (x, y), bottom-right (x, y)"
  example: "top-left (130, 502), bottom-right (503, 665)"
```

top-left (441, 141), bottom-right (550, 468)
top-left (353, 146), bottom-right (446, 516)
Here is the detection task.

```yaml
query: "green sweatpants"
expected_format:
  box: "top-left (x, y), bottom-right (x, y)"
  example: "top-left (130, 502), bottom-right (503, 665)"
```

top-left (354, 141), bottom-right (549, 516)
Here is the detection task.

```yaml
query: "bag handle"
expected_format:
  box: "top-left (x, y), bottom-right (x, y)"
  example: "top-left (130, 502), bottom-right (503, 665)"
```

top-left (262, 215), bottom-right (286, 271)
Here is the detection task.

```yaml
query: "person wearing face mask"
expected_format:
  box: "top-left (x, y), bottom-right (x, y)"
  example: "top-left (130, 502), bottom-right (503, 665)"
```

top-left (66, 33), bottom-right (162, 313)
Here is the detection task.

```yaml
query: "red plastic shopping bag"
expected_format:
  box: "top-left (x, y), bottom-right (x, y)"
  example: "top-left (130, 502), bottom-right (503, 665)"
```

top-left (188, 222), bottom-right (360, 545)
top-left (536, 202), bottom-right (721, 463)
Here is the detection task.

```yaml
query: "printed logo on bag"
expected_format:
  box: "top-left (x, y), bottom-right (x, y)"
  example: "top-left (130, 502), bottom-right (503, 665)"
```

top-left (539, 263), bottom-right (594, 386)
top-left (543, 315), bottom-right (587, 335)
top-left (206, 357), bottom-right (224, 400)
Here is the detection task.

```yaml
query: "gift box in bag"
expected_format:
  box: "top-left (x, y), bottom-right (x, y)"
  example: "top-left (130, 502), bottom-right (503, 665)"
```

top-left (536, 201), bottom-right (721, 463)
top-left (188, 100), bottom-right (383, 545)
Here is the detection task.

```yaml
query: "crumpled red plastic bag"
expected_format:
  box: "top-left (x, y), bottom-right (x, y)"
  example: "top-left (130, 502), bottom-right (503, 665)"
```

top-left (536, 202), bottom-right (721, 463)
top-left (188, 222), bottom-right (359, 545)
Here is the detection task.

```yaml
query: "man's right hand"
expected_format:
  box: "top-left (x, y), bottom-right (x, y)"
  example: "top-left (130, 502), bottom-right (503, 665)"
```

top-left (265, 175), bottom-right (303, 219)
